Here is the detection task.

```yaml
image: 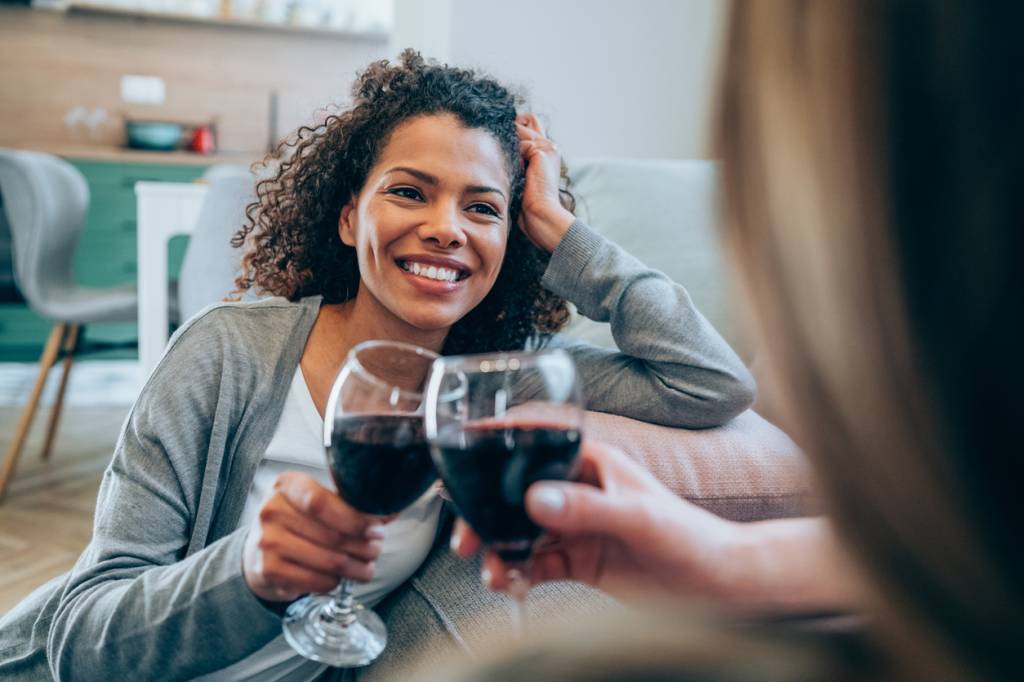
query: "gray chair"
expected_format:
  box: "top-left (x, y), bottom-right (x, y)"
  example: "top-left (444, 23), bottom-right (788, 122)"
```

top-left (0, 149), bottom-right (138, 499)
top-left (177, 165), bottom-right (254, 322)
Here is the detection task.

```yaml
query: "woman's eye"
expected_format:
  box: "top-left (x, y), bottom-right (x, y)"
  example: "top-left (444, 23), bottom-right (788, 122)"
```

top-left (387, 186), bottom-right (423, 201)
top-left (467, 203), bottom-right (500, 217)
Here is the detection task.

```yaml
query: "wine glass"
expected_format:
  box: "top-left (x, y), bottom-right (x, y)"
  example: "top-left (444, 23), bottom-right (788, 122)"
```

top-left (424, 349), bottom-right (584, 635)
top-left (282, 340), bottom-right (439, 667)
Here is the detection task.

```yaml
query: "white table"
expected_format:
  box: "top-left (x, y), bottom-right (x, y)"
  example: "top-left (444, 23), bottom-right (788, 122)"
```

top-left (135, 181), bottom-right (209, 375)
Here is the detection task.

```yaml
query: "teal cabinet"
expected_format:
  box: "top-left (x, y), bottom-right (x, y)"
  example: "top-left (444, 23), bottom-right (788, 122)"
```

top-left (0, 159), bottom-right (206, 361)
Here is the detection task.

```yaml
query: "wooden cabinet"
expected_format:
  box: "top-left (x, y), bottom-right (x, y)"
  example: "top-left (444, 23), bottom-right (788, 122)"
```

top-left (0, 158), bottom-right (206, 361)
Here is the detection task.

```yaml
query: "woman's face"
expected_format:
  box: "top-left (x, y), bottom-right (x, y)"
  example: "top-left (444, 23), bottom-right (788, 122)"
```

top-left (339, 113), bottom-right (511, 333)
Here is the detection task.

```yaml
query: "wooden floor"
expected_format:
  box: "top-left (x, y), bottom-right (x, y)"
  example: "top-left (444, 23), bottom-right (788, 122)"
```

top-left (0, 405), bottom-right (126, 614)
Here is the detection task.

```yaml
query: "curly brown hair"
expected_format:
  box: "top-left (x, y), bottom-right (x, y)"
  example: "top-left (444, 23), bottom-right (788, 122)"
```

top-left (232, 49), bottom-right (573, 354)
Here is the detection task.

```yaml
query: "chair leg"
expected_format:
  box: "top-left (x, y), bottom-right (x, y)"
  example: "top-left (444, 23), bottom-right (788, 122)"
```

top-left (41, 324), bottom-right (81, 461)
top-left (0, 323), bottom-right (67, 501)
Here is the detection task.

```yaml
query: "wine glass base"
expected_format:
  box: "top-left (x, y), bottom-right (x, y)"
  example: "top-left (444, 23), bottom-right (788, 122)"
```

top-left (282, 594), bottom-right (387, 668)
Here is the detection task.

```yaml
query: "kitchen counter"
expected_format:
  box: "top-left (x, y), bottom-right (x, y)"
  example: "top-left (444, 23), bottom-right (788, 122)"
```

top-left (12, 143), bottom-right (261, 166)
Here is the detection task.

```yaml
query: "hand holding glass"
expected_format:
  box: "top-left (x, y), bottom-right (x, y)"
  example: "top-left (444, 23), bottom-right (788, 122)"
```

top-left (424, 349), bottom-right (583, 634)
top-left (282, 340), bottom-right (438, 667)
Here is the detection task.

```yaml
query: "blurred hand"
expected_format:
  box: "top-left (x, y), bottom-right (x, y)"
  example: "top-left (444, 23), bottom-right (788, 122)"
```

top-left (516, 113), bottom-right (576, 253)
top-left (243, 471), bottom-right (385, 602)
top-left (451, 441), bottom-right (742, 601)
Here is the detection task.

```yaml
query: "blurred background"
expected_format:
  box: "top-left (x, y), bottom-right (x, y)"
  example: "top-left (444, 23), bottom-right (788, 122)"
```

top-left (0, 0), bottom-right (728, 610)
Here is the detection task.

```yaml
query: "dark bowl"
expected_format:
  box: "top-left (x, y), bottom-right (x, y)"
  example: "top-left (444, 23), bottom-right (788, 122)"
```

top-left (125, 121), bottom-right (183, 151)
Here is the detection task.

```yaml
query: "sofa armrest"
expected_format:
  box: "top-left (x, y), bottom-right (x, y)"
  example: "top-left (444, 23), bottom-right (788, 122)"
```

top-left (584, 410), bottom-right (815, 521)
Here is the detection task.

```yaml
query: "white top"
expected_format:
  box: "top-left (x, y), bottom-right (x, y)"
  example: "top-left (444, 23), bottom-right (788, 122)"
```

top-left (199, 367), bottom-right (444, 681)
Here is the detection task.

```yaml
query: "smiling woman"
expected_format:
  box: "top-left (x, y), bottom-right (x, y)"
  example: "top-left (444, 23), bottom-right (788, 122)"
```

top-left (233, 50), bottom-right (571, 356)
top-left (0, 50), bottom-right (756, 680)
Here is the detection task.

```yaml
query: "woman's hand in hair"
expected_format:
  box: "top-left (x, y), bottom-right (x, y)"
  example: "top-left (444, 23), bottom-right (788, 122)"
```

top-left (451, 441), bottom-right (742, 602)
top-left (243, 471), bottom-right (386, 602)
top-left (516, 112), bottom-right (576, 253)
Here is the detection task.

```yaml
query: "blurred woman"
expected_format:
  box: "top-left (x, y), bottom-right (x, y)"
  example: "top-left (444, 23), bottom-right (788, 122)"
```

top-left (455, 2), bottom-right (1024, 678)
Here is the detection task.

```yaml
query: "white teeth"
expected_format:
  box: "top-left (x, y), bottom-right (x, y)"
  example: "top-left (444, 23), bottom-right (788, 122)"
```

top-left (401, 261), bottom-right (461, 282)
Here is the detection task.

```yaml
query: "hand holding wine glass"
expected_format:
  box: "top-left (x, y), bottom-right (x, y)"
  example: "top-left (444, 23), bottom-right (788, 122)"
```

top-left (282, 340), bottom-right (439, 668)
top-left (244, 471), bottom-right (384, 603)
top-left (425, 348), bottom-right (584, 634)
top-left (451, 440), bottom-right (744, 602)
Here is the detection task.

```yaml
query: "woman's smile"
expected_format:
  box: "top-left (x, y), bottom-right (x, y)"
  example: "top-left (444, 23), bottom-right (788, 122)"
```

top-left (397, 254), bottom-right (471, 282)
top-left (396, 255), bottom-right (472, 294)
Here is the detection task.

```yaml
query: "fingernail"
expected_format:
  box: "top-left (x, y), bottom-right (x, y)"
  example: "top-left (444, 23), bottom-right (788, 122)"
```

top-left (365, 525), bottom-right (385, 540)
top-left (530, 484), bottom-right (566, 517)
top-left (450, 532), bottom-right (462, 553)
top-left (481, 567), bottom-right (493, 587)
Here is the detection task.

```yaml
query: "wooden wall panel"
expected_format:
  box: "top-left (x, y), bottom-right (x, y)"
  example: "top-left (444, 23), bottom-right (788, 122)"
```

top-left (0, 6), bottom-right (388, 155)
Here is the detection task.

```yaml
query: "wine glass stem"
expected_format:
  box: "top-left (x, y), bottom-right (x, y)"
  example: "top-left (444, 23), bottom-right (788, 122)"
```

top-left (322, 578), bottom-right (357, 627)
top-left (506, 568), bottom-right (529, 638)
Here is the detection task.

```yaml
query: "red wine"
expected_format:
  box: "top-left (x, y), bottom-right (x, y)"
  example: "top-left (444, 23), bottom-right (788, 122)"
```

top-left (432, 423), bottom-right (581, 561)
top-left (329, 414), bottom-right (437, 516)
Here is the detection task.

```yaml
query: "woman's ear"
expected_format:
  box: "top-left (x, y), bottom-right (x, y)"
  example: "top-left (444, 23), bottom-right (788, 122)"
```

top-left (338, 199), bottom-right (357, 247)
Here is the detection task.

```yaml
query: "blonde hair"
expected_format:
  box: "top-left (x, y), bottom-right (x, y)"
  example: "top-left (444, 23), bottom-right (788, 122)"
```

top-left (415, 5), bottom-right (1023, 681)
top-left (719, 2), bottom-right (1023, 678)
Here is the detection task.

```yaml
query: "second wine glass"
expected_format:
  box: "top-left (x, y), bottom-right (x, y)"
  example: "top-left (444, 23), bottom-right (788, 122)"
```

top-left (424, 348), bottom-right (584, 635)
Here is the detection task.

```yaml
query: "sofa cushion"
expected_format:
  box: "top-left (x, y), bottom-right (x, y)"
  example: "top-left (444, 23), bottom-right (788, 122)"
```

top-left (584, 409), bottom-right (814, 521)
top-left (565, 158), bottom-right (751, 359)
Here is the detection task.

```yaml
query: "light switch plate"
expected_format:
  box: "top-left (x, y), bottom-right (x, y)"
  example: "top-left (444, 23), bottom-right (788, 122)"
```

top-left (120, 75), bottom-right (166, 106)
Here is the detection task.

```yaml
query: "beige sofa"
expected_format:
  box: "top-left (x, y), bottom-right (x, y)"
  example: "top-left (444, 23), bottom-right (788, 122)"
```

top-left (181, 158), bottom-right (812, 518)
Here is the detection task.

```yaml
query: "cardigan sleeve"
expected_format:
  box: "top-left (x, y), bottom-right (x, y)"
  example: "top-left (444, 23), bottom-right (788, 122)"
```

top-left (46, 311), bottom-right (282, 681)
top-left (540, 219), bottom-right (756, 428)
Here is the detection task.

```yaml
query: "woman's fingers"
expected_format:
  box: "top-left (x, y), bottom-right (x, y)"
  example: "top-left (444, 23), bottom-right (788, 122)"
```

top-left (451, 518), bottom-right (482, 557)
top-left (258, 557), bottom-right (340, 601)
top-left (519, 138), bottom-right (558, 158)
top-left (524, 443), bottom-right (650, 537)
top-left (274, 472), bottom-right (384, 538)
top-left (528, 548), bottom-right (574, 584)
top-left (245, 473), bottom-right (387, 602)
top-left (518, 129), bottom-right (559, 158)
top-left (263, 524), bottom-right (378, 577)
top-left (577, 439), bottom-right (663, 491)
top-left (265, 500), bottom-right (344, 546)
top-left (526, 481), bottom-right (612, 531)
top-left (481, 551), bottom-right (512, 590)
top-left (290, 522), bottom-right (382, 563)
top-left (516, 124), bottom-right (545, 144)
top-left (277, 508), bottom-right (383, 561)
top-left (516, 112), bottom-right (555, 150)
top-left (516, 112), bottom-right (546, 137)
top-left (481, 547), bottom-right (580, 591)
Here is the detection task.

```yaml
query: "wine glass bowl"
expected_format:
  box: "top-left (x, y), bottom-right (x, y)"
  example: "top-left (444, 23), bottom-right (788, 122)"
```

top-left (328, 414), bottom-right (434, 515)
top-left (430, 414), bottom-right (581, 562)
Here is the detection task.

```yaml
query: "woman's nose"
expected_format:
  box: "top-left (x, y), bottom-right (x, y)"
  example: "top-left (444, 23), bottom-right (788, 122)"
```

top-left (418, 203), bottom-right (466, 249)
